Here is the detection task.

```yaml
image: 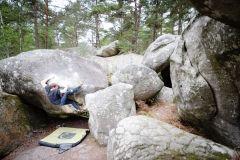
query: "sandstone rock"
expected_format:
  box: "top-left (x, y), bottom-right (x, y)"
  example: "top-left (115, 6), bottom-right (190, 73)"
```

top-left (189, 0), bottom-right (240, 28)
top-left (90, 53), bottom-right (143, 75)
top-left (85, 83), bottom-right (136, 147)
top-left (171, 15), bottom-right (240, 147)
top-left (0, 91), bottom-right (32, 156)
top-left (155, 86), bottom-right (174, 102)
top-left (142, 34), bottom-right (179, 73)
top-left (171, 40), bottom-right (216, 123)
top-left (0, 49), bottom-right (108, 117)
top-left (111, 64), bottom-right (164, 101)
top-left (97, 40), bottom-right (119, 57)
top-left (107, 116), bottom-right (234, 160)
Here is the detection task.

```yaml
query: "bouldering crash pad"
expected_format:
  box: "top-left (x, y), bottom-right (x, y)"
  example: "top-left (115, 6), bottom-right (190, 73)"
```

top-left (39, 127), bottom-right (89, 153)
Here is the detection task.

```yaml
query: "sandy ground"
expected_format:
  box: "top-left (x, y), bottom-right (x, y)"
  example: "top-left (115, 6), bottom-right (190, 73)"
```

top-left (2, 100), bottom-right (207, 160)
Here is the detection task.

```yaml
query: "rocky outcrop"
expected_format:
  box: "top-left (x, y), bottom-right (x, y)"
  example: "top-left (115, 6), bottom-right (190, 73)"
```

top-left (0, 49), bottom-right (108, 118)
top-left (97, 40), bottom-right (119, 57)
top-left (0, 91), bottom-right (32, 156)
top-left (85, 83), bottom-right (136, 147)
top-left (107, 116), bottom-right (233, 160)
top-left (189, 0), bottom-right (240, 28)
top-left (142, 34), bottom-right (179, 73)
top-left (170, 15), bottom-right (240, 147)
top-left (155, 86), bottom-right (174, 102)
top-left (171, 40), bottom-right (216, 123)
top-left (90, 53), bottom-right (143, 75)
top-left (111, 64), bottom-right (164, 101)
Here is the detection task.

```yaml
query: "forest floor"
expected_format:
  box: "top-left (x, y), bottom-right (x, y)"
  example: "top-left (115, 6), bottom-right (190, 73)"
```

top-left (2, 100), bottom-right (208, 160)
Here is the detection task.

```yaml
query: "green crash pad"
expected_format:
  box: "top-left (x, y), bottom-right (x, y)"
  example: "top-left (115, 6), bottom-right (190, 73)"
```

top-left (39, 127), bottom-right (89, 153)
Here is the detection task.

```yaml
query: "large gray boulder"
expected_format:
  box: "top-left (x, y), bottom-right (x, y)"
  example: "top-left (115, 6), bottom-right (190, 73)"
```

top-left (85, 83), bottom-right (136, 147)
top-left (0, 49), bottom-right (108, 118)
top-left (90, 53), bottom-right (143, 75)
top-left (142, 34), bottom-right (179, 73)
top-left (171, 40), bottom-right (216, 123)
top-left (111, 64), bottom-right (164, 101)
top-left (171, 15), bottom-right (240, 147)
top-left (107, 116), bottom-right (233, 160)
top-left (189, 0), bottom-right (240, 28)
top-left (155, 86), bottom-right (174, 102)
top-left (97, 40), bottom-right (119, 57)
top-left (0, 91), bottom-right (32, 156)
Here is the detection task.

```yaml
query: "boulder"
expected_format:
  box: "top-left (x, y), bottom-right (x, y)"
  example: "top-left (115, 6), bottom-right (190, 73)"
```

top-left (0, 49), bottom-right (108, 117)
top-left (189, 0), bottom-right (240, 28)
top-left (142, 34), bottom-right (179, 73)
top-left (111, 64), bottom-right (164, 101)
top-left (97, 40), bottom-right (119, 57)
top-left (171, 40), bottom-right (216, 123)
top-left (0, 91), bottom-right (32, 156)
top-left (90, 53), bottom-right (143, 75)
top-left (85, 83), bottom-right (136, 147)
top-left (107, 116), bottom-right (234, 160)
top-left (170, 15), bottom-right (240, 147)
top-left (155, 86), bottom-right (174, 102)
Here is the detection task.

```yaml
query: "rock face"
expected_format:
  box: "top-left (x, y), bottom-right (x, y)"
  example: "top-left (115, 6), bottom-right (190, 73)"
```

top-left (155, 86), bottom-right (174, 102)
top-left (0, 91), bottom-right (32, 156)
top-left (90, 53), bottom-right (143, 75)
top-left (142, 34), bottom-right (179, 73)
top-left (0, 49), bottom-right (108, 117)
top-left (85, 83), bottom-right (136, 147)
top-left (107, 116), bottom-right (233, 160)
top-left (97, 40), bottom-right (119, 57)
top-left (111, 64), bottom-right (164, 101)
top-left (189, 0), bottom-right (240, 28)
top-left (170, 15), bottom-right (240, 147)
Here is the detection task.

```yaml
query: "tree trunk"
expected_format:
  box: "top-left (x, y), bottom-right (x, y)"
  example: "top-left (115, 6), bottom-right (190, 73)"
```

top-left (159, 13), bottom-right (163, 36)
top-left (33, 3), bottom-right (39, 49)
top-left (45, 0), bottom-right (48, 49)
top-left (75, 29), bottom-right (78, 47)
top-left (18, 3), bottom-right (22, 53)
top-left (133, 0), bottom-right (141, 52)
top-left (93, 0), bottom-right (100, 48)
top-left (152, 13), bottom-right (157, 42)
top-left (95, 14), bottom-right (100, 48)
top-left (152, 26), bottom-right (156, 42)
top-left (159, 24), bottom-right (163, 35)
top-left (178, 4), bottom-right (183, 35)
top-left (0, 11), bottom-right (9, 57)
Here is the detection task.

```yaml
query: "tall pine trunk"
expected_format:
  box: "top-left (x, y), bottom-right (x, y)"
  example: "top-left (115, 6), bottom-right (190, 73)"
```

top-left (178, 4), bottom-right (183, 35)
top-left (33, 3), bottom-right (39, 49)
top-left (95, 14), bottom-right (100, 48)
top-left (18, 3), bottom-right (23, 53)
top-left (93, 0), bottom-right (100, 48)
top-left (152, 13), bottom-right (157, 42)
top-left (0, 11), bottom-right (9, 57)
top-left (75, 28), bottom-right (78, 47)
top-left (133, 0), bottom-right (141, 52)
top-left (152, 25), bottom-right (156, 42)
top-left (44, 0), bottom-right (48, 49)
